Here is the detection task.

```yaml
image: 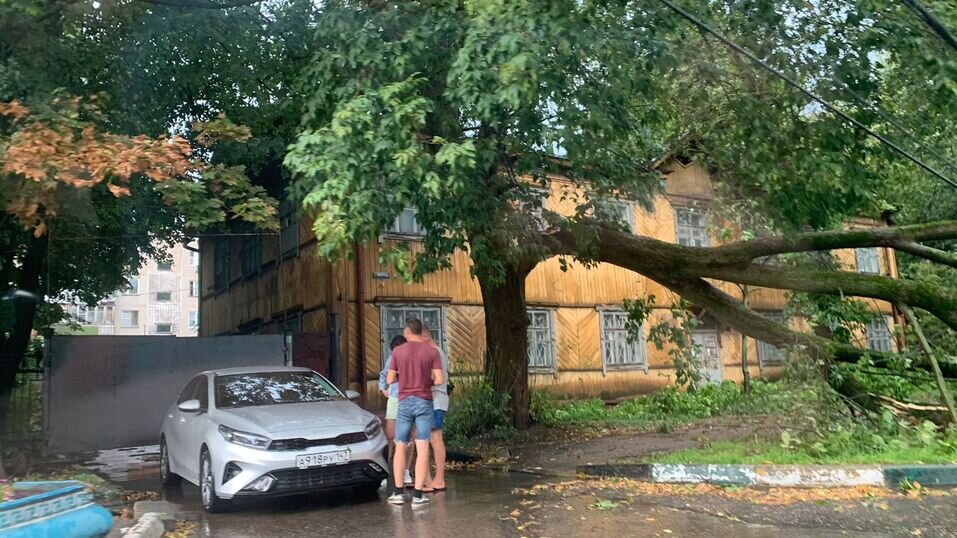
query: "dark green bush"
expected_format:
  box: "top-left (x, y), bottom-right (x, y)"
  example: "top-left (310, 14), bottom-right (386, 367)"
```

top-left (444, 380), bottom-right (514, 444)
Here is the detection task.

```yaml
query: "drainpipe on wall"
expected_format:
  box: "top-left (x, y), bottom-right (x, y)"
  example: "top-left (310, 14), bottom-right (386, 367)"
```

top-left (355, 242), bottom-right (367, 407)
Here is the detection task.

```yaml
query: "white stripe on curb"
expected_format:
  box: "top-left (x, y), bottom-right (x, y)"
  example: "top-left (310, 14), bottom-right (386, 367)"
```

top-left (648, 464), bottom-right (885, 487)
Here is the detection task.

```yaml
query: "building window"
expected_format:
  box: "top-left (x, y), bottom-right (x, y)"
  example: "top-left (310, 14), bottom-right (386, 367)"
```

top-left (866, 317), bottom-right (892, 352)
top-left (213, 239), bottom-right (229, 291)
top-left (527, 309), bottom-right (556, 372)
top-left (600, 310), bottom-right (647, 370)
top-left (855, 248), bottom-right (880, 274)
top-left (188, 311), bottom-right (199, 330)
top-left (240, 236), bottom-right (262, 276)
top-left (189, 250), bottom-right (199, 267)
top-left (155, 323), bottom-right (173, 334)
top-left (386, 207), bottom-right (426, 238)
top-left (757, 312), bottom-right (786, 367)
top-left (156, 261), bottom-right (172, 271)
top-left (280, 198), bottom-right (299, 257)
top-left (280, 311), bottom-right (303, 335)
top-left (69, 305), bottom-right (113, 325)
top-left (598, 200), bottom-right (636, 234)
top-left (156, 291), bottom-right (172, 302)
top-left (380, 305), bottom-right (445, 361)
top-left (123, 278), bottom-right (139, 295)
top-left (675, 208), bottom-right (710, 247)
top-left (120, 310), bottom-right (139, 328)
top-left (188, 280), bottom-right (198, 297)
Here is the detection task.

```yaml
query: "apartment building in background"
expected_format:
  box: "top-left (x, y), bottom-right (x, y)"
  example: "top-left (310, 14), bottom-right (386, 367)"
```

top-left (60, 243), bottom-right (200, 336)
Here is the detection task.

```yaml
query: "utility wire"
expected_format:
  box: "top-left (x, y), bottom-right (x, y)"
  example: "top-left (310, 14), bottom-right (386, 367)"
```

top-left (658, 0), bottom-right (957, 190)
top-left (902, 0), bottom-right (957, 53)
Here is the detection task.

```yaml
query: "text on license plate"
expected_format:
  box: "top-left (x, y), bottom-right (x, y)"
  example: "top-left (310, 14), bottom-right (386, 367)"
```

top-left (296, 450), bottom-right (350, 469)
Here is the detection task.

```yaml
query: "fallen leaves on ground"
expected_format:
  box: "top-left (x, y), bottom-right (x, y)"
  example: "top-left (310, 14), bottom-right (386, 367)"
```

top-left (164, 520), bottom-right (197, 538)
top-left (120, 489), bottom-right (159, 504)
top-left (514, 478), bottom-right (955, 506)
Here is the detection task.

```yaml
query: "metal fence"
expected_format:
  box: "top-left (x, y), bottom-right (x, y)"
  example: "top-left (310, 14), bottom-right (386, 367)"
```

top-left (2, 368), bottom-right (45, 449)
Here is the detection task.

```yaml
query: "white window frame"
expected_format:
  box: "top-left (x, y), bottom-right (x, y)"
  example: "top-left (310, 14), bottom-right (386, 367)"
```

top-left (598, 199), bottom-right (636, 234)
top-left (120, 310), bottom-right (139, 328)
top-left (384, 207), bottom-right (427, 239)
top-left (155, 323), bottom-right (173, 335)
top-left (189, 250), bottom-right (199, 267)
top-left (527, 308), bottom-right (557, 373)
top-left (188, 280), bottom-right (198, 297)
top-left (599, 309), bottom-right (648, 373)
top-left (156, 261), bottom-right (173, 272)
top-left (866, 316), bottom-right (893, 353)
top-left (188, 311), bottom-right (199, 330)
top-left (757, 311), bottom-right (786, 367)
top-left (379, 304), bottom-right (447, 363)
top-left (675, 207), bottom-right (710, 247)
top-left (123, 278), bottom-right (139, 296)
top-left (855, 248), bottom-right (880, 274)
top-left (156, 291), bottom-right (172, 302)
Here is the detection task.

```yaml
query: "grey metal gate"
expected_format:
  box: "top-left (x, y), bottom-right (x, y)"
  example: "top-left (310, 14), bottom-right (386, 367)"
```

top-left (46, 335), bottom-right (286, 453)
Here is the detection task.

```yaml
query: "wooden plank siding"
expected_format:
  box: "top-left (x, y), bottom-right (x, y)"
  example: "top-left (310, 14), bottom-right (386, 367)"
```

top-left (200, 162), bottom-right (897, 402)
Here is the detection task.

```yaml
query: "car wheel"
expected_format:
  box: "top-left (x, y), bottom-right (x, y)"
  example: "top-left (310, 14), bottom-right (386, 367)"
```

top-left (159, 437), bottom-right (182, 486)
top-left (200, 448), bottom-right (231, 513)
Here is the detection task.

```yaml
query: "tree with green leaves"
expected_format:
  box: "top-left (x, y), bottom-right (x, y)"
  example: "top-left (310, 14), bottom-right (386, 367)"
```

top-left (0, 0), bottom-right (314, 459)
top-left (288, 0), bottom-right (957, 426)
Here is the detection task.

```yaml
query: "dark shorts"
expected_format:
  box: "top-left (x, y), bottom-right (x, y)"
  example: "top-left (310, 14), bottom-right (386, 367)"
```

top-left (432, 409), bottom-right (446, 430)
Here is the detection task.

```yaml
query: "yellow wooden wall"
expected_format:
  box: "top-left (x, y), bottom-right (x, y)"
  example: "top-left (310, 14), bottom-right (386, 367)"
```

top-left (201, 161), bottom-right (896, 402)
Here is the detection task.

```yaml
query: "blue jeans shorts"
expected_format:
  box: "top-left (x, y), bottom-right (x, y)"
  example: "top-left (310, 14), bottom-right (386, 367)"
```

top-left (395, 396), bottom-right (433, 443)
top-left (432, 409), bottom-right (446, 430)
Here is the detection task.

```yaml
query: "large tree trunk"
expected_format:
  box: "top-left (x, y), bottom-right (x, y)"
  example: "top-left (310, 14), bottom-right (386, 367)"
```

top-left (0, 236), bottom-right (45, 448)
top-left (478, 265), bottom-right (532, 429)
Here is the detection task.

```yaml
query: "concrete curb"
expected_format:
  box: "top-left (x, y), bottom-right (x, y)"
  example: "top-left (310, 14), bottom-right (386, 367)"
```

top-left (114, 501), bottom-right (176, 538)
top-left (577, 463), bottom-right (957, 488)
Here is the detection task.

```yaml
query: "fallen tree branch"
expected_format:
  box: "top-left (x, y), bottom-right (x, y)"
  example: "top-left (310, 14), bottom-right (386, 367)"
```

top-left (695, 264), bottom-right (957, 331)
top-left (892, 241), bottom-right (957, 269)
top-left (899, 305), bottom-right (957, 425)
top-left (704, 220), bottom-right (957, 264)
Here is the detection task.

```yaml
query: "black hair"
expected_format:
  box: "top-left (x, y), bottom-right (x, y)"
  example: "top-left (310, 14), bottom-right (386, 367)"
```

top-left (389, 334), bottom-right (407, 350)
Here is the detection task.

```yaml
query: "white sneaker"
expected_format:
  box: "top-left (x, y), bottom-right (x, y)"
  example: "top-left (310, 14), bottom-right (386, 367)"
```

top-left (387, 492), bottom-right (405, 505)
top-left (403, 470), bottom-right (413, 486)
top-left (411, 495), bottom-right (431, 508)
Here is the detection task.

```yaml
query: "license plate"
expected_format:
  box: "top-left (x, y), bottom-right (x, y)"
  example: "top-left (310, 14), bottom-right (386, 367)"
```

top-left (295, 450), bottom-right (350, 469)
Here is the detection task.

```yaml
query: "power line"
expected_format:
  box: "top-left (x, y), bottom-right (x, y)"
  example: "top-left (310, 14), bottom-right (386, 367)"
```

top-left (902, 0), bottom-right (957, 53)
top-left (658, 0), bottom-right (957, 190)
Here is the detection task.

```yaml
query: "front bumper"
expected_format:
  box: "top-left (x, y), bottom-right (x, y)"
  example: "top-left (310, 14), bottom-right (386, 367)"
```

top-left (208, 433), bottom-right (389, 499)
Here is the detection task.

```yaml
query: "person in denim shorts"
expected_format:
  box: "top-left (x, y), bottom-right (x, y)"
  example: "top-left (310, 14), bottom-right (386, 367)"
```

top-left (386, 318), bottom-right (443, 507)
top-left (378, 334), bottom-right (412, 486)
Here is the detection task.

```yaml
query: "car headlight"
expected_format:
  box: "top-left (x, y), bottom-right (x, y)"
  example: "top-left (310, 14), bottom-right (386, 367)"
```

top-left (364, 418), bottom-right (382, 439)
top-left (218, 425), bottom-right (271, 449)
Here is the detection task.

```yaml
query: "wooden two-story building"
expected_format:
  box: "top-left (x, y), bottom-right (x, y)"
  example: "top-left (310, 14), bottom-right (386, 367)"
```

top-left (198, 162), bottom-right (899, 405)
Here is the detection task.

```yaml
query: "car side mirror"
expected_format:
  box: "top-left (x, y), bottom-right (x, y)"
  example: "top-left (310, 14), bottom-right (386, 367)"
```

top-left (178, 399), bottom-right (201, 412)
top-left (344, 390), bottom-right (360, 401)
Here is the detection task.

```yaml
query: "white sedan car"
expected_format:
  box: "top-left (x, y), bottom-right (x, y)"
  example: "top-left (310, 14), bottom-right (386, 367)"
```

top-left (160, 366), bottom-right (388, 512)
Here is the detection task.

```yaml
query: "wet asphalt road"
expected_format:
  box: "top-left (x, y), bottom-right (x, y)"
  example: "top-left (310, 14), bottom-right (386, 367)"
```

top-left (83, 446), bottom-right (909, 537)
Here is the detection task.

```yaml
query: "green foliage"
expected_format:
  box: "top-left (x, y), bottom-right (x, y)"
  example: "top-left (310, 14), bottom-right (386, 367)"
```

top-left (653, 419), bottom-right (957, 465)
top-left (444, 380), bottom-right (515, 445)
top-left (643, 300), bottom-right (705, 390)
top-left (530, 380), bottom-right (803, 428)
top-left (287, 0), bottom-right (669, 282)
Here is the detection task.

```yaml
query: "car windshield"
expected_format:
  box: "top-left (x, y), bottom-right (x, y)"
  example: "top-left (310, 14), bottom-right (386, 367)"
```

top-left (215, 372), bottom-right (341, 409)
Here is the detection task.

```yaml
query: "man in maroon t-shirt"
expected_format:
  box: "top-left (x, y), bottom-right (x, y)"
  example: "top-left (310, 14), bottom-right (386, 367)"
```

top-left (386, 318), bottom-right (443, 507)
